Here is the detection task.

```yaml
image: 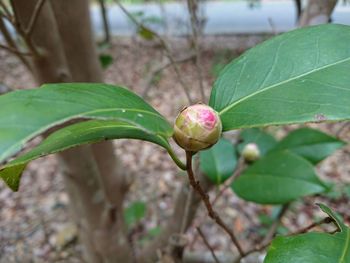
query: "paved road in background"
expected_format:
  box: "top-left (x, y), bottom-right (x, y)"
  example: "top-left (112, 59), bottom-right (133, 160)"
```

top-left (91, 0), bottom-right (350, 36)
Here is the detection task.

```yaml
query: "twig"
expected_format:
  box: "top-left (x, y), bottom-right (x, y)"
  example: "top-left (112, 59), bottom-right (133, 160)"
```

top-left (336, 122), bottom-right (350, 138)
top-left (291, 216), bottom-right (335, 235)
top-left (0, 1), bottom-right (13, 19)
top-left (189, 157), bottom-right (245, 249)
top-left (141, 53), bottom-right (195, 98)
top-left (0, 15), bottom-right (32, 70)
top-left (186, 151), bottom-right (244, 256)
top-left (187, 0), bottom-right (206, 102)
top-left (8, 0), bottom-right (41, 57)
top-left (262, 203), bottom-right (290, 244)
top-left (0, 43), bottom-right (32, 56)
top-left (25, 0), bottom-right (46, 37)
top-left (233, 216), bottom-right (335, 263)
top-left (196, 227), bottom-right (221, 263)
top-left (212, 157), bottom-right (245, 206)
top-left (115, 0), bottom-right (193, 104)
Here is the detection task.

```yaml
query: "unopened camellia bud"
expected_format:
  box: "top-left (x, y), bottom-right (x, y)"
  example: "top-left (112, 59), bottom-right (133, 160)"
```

top-left (173, 104), bottom-right (222, 152)
top-left (242, 143), bottom-right (260, 162)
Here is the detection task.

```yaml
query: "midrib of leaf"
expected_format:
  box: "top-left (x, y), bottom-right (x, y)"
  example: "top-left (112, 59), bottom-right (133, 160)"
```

top-left (219, 56), bottom-right (350, 115)
top-left (278, 141), bottom-right (343, 150)
top-left (340, 229), bottom-right (350, 263)
top-left (3, 124), bottom-right (170, 169)
top-left (1, 107), bottom-right (170, 163)
top-left (244, 173), bottom-right (324, 187)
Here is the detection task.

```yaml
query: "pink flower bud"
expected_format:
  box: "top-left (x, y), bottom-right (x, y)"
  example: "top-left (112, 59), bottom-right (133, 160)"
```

top-left (173, 104), bottom-right (222, 152)
top-left (242, 143), bottom-right (260, 162)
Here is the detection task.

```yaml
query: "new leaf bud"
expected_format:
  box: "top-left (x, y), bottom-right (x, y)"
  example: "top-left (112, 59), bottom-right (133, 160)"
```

top-left (242, 143), bottom-right (260, 162)
top-left (173, 104), bottom-right (222, 152)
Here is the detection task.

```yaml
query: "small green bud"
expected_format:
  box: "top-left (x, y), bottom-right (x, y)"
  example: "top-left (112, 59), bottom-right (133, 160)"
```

top-left (242, 143), bottom-right (260, 162)
top-left (173, 104), bottom-right (222, 152)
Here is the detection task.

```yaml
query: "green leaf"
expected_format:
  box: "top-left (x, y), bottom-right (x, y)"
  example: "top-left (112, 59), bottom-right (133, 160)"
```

top-left (0, 120), bottom-right (176, 191)
top-left (199, 138), bottom-right (237, 185)
top-left (237, 128), bottom-right (277, 156)
top-left (0, 83), bottom-right (172, 164)
top-left (124, 201), bottom-right (146, 227)
top-left (99, 54), bottom-right (114, 69)
top-left (138, 26), bottom-right (155, 40)
top-left (210, 24), bottom-right (350, 131)
top-left (264, 204), bottom-right (350, 263)
top-left (232, 151), bottom-right (328, 204)
top-left (270, 127), bottom-right (345, 164)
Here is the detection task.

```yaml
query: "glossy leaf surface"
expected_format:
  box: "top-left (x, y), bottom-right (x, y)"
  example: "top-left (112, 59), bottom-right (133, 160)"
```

top-left (0, 83), bottom-right (172, 164)
top-left (199, 138), bottom-right (237, 185)
top-left (0, 120), bottom-right (174, 190)
top-left (232, 151), bottom-right (328, 204)
top-left (271, 128), bottom-right (345, 164)
top-left (264, 204), bottom-right (350, 263)
top-left (210, 24), bottom-right (350, 131)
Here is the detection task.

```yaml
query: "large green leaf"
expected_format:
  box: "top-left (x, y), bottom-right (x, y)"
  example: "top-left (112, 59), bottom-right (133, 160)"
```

top-left (237, 128), bottom-right (277, 156)
top-left (264, 204), bottom-right (350, 263)
top-left (210, 24), bottom-right (350, 131)
top-left (0, 83), bottom-right (172, 164)
top-left (232, 151), bottom-right (328, 204)
top-left (270, 127), bottom-right (345, 164)
top-left (0, 120), bottom-right (181, 190)
top-left (199, 138), bottom-right (237, 185)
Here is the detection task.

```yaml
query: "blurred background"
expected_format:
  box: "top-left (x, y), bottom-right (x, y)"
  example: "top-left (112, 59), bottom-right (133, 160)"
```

top-left (1, 0), bottom-right (350, 262)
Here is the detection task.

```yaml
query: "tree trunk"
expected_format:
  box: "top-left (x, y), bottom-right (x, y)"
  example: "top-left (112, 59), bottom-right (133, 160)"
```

top-left (298, 0), bottom-right (338, 27)
top-left (11, 0), bottom-right (132, 262)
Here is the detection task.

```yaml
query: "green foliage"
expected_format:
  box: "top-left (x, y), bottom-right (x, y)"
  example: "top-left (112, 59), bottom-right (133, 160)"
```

top-left (210, 24), bottom-right (350, 131)
top-left (232, 151), bottom-right (329, 204)
top-left (237, 128), bottom-right (277, 156)
top-left (0, 83), bottom-right (172, 162)
top-left (199, 138), bottom-right (237, 184)
top-left (0, 83), bottom-right (176, 189)
top-left (124, 201), bottom-right (147, 227)
top-left (270, 127), bottom-right (345, 164)
top-left (99, 54), bottom-right (114, 69)
top-left (138, 26), bottom-right (156, 40)
top-left (0, 120), bottom-right (174, 190)
top-left (264, 204), bottom-right (350, 263)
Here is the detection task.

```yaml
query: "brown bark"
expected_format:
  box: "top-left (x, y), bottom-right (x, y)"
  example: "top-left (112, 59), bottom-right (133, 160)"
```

top-left (11, 0), bottom-right (132, 262)
top-left (298, 0), bottom-right (338, 27)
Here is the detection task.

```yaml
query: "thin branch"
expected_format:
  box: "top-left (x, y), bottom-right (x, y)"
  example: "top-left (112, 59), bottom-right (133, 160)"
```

top-left (25, 0), bottom-right (46, 37)
top-left (115, 0), bottom-right (193, 104)
top-left (212, 157), bottom-right (245, 206)
top-left (196, 227), bottom-right (221, 263)
top-left (0, 13), bottom-right (32, 71)
top-left (186, 151), bottom-right (244, 256)
top-left (187, 0), bottom-right (206, 102)
top-left (336, 122), bottom-right (350, 138)
top-left (189, 157), bottom-right (246, 249)
top-left (262, 203), bottom-right (290, 244)
top-left (8, 0), bottom-right (41, 57)
top-left (0, 43), bottom-right (32, 56)
top-left (0, 1), bottom-right (13, 19)
top-left (141, 53), bottom-right (195, 98)
top-left (233, 216), bottom-right (335, 263)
